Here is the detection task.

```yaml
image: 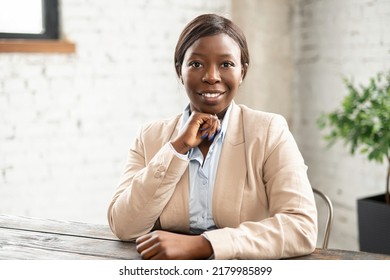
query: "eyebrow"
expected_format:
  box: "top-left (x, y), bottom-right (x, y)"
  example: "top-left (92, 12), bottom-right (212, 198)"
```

top-left (188, 52), bottom-right (237, 58)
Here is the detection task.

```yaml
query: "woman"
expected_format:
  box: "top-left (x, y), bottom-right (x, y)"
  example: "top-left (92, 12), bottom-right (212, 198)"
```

top-left (107, 14), bottom-right (317, 260)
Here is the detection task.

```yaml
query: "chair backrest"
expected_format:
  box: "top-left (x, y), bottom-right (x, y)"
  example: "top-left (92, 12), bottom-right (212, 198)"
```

top-left (312, 188), bottom-right (334, 249)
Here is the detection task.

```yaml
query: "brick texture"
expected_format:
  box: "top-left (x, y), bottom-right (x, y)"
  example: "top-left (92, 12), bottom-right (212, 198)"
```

top-left (1, 0), bottom-right (389, 252)
top-left (0, 0), bottom-right (231, 224)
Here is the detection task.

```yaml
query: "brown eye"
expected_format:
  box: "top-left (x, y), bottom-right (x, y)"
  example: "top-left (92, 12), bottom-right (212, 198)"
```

top-left (189, 61), bottom-right (202, 68)
top-left (222, 62), bottom-right (234, 68)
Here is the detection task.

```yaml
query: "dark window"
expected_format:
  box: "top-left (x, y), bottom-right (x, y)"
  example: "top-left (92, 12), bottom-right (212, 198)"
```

top-left (0, 0), bottom-right (59, 39)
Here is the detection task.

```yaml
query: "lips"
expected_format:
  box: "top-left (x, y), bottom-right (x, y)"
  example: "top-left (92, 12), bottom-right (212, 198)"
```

top-left (201, 92), bottom-right (222, 98)
top-left (198, 91), bottom-right (225, 103)
top-left (198, 90), bottom-right (225, 96)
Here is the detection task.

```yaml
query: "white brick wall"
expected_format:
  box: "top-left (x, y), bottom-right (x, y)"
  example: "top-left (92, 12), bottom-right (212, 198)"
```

top-left (2, 0), bottom-right (389, 252)
top-left (293, 0), bottom-right (390, 250)
top-left (0, 0), bottom-right (231, 224)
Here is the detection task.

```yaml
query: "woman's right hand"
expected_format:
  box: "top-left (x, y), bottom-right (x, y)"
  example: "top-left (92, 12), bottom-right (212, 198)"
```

top-left (170, 111), bottom-right (221, 154)
top-left (136, 230), bottom-right (213, 260)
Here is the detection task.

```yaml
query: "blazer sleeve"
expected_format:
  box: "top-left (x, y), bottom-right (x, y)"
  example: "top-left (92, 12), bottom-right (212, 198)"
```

top-left (107, 124), bottom-right (189, 240)
top-left (204, 114), bottom-right (318, 259)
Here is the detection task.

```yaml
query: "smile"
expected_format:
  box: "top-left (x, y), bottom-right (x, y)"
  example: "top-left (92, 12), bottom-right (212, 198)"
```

top-left (201, 92), bottom-right (222, 98)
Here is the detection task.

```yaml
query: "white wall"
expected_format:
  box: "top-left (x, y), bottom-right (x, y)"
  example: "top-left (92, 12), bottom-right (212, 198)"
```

top-left (233, 0), bottom-right (294, 124)
top-left (292, 0), bottom-right (390, 250)
top-left (0, 0), bottom-right (231, 224)
top-left (1, 0), bottom-right (389, 252)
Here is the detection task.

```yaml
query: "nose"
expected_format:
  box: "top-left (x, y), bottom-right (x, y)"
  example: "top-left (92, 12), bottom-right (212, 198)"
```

top-left (202, 65), bottom-right (221, 84)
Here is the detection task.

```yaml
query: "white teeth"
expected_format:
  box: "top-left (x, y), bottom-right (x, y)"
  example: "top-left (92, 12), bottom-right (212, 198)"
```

top-left (202, 93), bottom-right (221, 98)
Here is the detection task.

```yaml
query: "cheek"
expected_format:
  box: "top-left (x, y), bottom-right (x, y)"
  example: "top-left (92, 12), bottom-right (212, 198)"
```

top-left (182, 71), bottom-right (200, 87)
top-left (183, 79), bottom-right (197, 95)
top-left (222, 72), bottom-right (242, 87)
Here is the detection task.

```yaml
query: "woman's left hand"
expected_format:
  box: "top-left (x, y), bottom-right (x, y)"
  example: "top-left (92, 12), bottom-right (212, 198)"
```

top-left (135, 230), bottom-right (213, 260)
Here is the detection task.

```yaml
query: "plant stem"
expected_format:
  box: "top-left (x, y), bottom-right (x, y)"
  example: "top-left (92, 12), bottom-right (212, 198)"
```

top-left (387, 155), bottom-right (390, 205)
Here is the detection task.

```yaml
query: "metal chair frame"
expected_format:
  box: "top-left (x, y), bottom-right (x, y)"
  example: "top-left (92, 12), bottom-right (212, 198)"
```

top-left (312, 188), bottom-right (334, 249)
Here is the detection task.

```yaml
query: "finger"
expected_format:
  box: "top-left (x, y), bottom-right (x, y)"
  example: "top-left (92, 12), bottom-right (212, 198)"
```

top-left (205, 116), bottom-right (220, 141)
top-left (209, 116), bottom-right (220, 131)
top-left (139, 241), bottom-right (161, 260)
top-left (136, 236), bottom-right (161, 260)
top-left (198, 115), bottom-right (214, 139)
top-left (136, 233), bottom-right (157, 255)
top-left (184, 112), bottom-right (220, 144)
top-left (135, 232), bottom-right (153, 245)
top-left (215, 118), bottom-right (221, 133)
top-left (136, 238), bottom-right (151, 254)
top-left (199, 122), bottom-right (211, 131)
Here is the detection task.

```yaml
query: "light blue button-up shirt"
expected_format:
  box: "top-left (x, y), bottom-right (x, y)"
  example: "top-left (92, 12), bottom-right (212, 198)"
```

top-left (169, 104), bottom-right (232, 234)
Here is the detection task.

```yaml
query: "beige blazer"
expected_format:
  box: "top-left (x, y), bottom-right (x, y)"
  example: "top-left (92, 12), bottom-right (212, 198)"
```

top-left (107, 103), bottom-right (317, 259)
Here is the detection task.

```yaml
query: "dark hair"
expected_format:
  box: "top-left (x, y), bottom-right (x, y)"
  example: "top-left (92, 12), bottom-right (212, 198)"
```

top-left (174, 14), bottom-right (250, 79)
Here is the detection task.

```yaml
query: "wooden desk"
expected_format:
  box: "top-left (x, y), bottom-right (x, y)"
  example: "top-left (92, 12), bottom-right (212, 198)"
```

top-left (1, 215), bottom-right (390, 260)
top-left (290, 248), bottom-right (390, 260)
top-left (0, 214), bottom-right (140, 260)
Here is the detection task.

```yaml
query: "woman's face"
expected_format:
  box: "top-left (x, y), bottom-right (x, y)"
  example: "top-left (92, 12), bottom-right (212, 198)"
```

top-left (180, 33), bottom-right (245, 117)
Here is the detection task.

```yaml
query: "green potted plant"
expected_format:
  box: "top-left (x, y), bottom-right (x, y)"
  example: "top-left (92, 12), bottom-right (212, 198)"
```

top-left (317, 71), bottom-right (390, 255)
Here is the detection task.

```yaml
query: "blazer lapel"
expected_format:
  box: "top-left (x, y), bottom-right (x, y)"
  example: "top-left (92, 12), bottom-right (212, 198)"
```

top-left (213, 103), bottom-right (247, 228)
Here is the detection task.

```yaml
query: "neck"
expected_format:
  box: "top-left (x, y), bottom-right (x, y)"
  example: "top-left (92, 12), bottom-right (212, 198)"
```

top-left (216, 106), bottom-right (229, 120)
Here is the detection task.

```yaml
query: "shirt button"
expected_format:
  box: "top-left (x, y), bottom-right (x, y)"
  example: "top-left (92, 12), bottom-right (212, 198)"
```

top-left (202, 179), bottom-right (207, 185)
top-left (157, 166), bottom-right (166, 172)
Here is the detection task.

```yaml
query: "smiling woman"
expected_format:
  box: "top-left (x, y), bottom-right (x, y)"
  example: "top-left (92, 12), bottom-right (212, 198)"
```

top-left (0, 0), bottom-right (59, 39)
top-left (107, 13), bottom-right (318, 260)
top-left (180, 33), bottom-right (245, 119)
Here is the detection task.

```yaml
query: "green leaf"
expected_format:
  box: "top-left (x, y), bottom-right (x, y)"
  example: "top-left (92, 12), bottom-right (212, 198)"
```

top-left (316, 70), bottom-right (390, 169)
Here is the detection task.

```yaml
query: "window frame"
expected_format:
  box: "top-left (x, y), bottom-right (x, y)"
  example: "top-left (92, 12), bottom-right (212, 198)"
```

top-left (0, 0), bottom-right (59, 40)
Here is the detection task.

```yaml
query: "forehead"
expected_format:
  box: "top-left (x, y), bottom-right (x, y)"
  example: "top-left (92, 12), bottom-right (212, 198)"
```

top-left (184, 33), bottom-right (241, 59)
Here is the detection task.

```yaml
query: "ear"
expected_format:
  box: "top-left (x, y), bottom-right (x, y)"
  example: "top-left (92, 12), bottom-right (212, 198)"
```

top-left (175, 63), bottom-right (183, 83)
top-left (241, 63), bottom-right (249, 81)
